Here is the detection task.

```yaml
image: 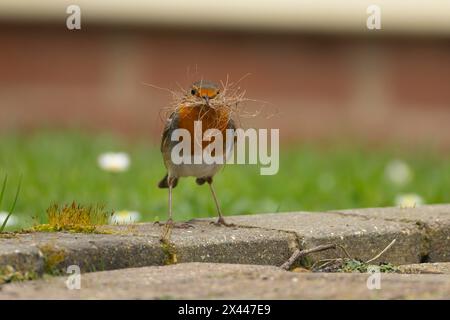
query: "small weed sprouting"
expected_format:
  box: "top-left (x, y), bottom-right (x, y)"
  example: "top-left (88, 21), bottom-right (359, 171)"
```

top-left (32, 202), bottom-right (113, 233)
top-left (0, 174), bottom-right (22, 233)
top-left (313, 258), bottom-right (399, 273)
top-left (338, 259), bottom-right (399, 273)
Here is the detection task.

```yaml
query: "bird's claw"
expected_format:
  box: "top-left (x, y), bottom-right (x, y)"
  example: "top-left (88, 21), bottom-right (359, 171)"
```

top-left (155, 220), bottom-right (194, 229)
top-left (210, 218), bottom-right (236, 227)
top-left (174, 222), bottom-right (195, 229)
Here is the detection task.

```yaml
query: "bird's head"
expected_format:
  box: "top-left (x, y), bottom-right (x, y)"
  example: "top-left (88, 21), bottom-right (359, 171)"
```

top-left (190, 80), bottom-right (220, 106)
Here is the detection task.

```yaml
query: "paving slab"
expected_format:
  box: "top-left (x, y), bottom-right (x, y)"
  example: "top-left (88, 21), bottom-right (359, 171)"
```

top-left (1, 205), bottom-right (448, 277)
top-left (114, 222), bottom-right (296, 265)
top-left (398, 262), bottom-right (450, 274)
top-left (334, 205), bottom-right (450, 262)
top-left (0, 241), bottom-right (44, 274)
top-left (1, 263), bottom-right (449, 299)
top-left (0, 221), bottom-right (296, 274)
top-left (221, 211), bottom-right (423, 265)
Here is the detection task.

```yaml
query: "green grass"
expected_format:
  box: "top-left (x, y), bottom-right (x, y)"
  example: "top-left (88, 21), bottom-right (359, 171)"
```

top-left (1, 131), bottom-right (449, 231)
top-left (0, 174), bottom-right (21, 232)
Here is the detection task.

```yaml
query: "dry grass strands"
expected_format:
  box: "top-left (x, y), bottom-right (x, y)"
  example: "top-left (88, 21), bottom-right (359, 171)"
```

top-left (281, 239), bottom-right (398, 273)
top-left (144, 76), bottom-right (272, 130)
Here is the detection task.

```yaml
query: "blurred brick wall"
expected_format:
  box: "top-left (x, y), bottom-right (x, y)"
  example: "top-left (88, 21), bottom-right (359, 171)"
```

top-left (1, 24), bottom-right (450, 147)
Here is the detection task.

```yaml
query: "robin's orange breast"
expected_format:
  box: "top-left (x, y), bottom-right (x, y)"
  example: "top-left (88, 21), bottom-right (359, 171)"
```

top-left (177, 105), bottom-right (231, 154)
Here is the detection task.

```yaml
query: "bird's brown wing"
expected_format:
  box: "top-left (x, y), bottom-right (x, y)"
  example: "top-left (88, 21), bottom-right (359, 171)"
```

top-left (227, 117), bottom-right (236, 131)
top-left (158, 112), bottom-right (180, 189)
top-left (160, 112), bottom-right (179, 152)
top-left (227, 117), bottom-right (237, 143)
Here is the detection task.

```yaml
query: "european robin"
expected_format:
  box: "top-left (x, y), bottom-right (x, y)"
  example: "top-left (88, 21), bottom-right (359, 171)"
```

top-left (158, 80), bottom-right (235, 227)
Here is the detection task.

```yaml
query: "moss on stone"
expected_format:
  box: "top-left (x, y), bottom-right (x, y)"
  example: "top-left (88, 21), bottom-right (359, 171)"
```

top-left (160, 239), bottom-right (178, 265)
top-left (0, 265), bottom-right (38, 285)
top-left (28, 202), bottom-right (114, 234)
top-left (30, 223), bottom-right (113, 234)
top-left (0, 232), bottom-right (18, 239)
top-left (39, 244), bottom-right (67, 275)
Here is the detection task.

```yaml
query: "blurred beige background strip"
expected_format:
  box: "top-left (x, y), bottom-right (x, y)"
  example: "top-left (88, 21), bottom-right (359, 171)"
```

top-left (0, 0), bottom-right (449, 35)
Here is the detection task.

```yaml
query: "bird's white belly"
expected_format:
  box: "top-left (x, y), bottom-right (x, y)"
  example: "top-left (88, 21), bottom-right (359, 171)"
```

top-left (164, 142), bottom-right (233, 178)
top-left (168, 162), bottom-right (223, 178)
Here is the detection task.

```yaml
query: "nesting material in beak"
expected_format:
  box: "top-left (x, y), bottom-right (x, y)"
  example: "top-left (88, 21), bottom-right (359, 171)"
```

top-left (203, 96), bottom-right (210, 106)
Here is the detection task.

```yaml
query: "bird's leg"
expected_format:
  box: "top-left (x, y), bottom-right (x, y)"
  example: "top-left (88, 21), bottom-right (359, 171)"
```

top-left (157, 176), bottom-right (193, 231)
top-left (207, 177), bottom-right (235, 227)
top-left (167, 176), bottom-right (174, 223)
top-left (161, 176), bottom-right (175, 240)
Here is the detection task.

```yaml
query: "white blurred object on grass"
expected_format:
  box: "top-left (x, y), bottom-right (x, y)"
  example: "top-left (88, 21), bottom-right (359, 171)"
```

top-left (98, 152), bottom-right (130, 172)
top-left (385, 159), bottom-right (412, 186)
top-left (395, 193), bottom-right (424, 208)
top-left (0, 212), bottom-right (19, 227)
top-left (110, 210), bottom-right (141, 224)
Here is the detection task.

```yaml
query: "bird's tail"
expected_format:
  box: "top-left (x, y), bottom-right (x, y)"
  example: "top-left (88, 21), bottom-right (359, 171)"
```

top-left (158, 174), bottom-right (178, 188)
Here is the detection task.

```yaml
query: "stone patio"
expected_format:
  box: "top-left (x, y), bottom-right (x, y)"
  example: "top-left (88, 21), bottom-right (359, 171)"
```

top-left (0, 204), bottom-right (449, 299)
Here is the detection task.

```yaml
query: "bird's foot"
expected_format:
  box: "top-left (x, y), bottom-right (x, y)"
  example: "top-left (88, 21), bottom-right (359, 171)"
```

top-left (155, 219), bottom-right (194, 229)
top-left (160, 219), bottom-right (173, 242)
top-left (173, 222), bottom-right (195, 229)
top-left (211, 217), bottom-right (236, 227)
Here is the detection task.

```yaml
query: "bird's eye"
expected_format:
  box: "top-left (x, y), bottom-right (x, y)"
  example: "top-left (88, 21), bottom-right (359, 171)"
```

top-left (191, 89), bottom-right (196, 95)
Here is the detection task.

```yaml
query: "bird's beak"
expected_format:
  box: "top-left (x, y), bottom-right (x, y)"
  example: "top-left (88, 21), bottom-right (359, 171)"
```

top-left (203, 96), bottom-right (210, 106)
